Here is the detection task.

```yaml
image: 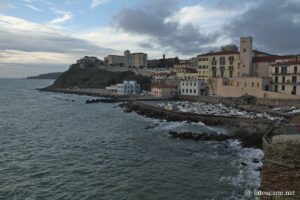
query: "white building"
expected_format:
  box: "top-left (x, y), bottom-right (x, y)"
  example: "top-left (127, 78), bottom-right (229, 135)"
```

top-left (180, 80), bottom-right (207, 96)
top-left (106, 81), bottom-right (140, 95)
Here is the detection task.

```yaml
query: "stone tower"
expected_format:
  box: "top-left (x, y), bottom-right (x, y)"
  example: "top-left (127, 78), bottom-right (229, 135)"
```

top-left (239, 37), bottom-right (253, 77)
top-left (124, 50), bottom-right (131, 66)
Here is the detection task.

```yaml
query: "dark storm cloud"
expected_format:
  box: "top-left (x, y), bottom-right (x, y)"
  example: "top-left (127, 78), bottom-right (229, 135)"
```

top-left (227, 0), bottom-right (300, 54)
top-left (114, 0), bottom-right (219, 55)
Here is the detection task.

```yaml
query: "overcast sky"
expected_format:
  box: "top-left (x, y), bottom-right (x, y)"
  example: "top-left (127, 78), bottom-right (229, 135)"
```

top-left (0, 0), bottom-right (300, 78)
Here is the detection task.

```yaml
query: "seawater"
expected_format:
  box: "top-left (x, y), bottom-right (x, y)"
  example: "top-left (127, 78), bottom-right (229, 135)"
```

top-left (0, 79), bottom-right (262, 200)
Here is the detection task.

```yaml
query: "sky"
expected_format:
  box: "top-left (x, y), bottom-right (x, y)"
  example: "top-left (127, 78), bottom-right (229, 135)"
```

top-left (0, 0), bottom-right (300, 78)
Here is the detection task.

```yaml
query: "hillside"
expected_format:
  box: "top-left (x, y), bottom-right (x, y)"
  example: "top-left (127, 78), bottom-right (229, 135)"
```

top-left (45, 63), bottom-right (151, 91)
top-left (27, 72), bottom-right (62, 79)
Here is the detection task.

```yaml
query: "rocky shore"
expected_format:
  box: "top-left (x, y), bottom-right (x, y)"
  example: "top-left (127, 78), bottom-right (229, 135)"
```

top-left (122, 101), bottom-right (284, 149)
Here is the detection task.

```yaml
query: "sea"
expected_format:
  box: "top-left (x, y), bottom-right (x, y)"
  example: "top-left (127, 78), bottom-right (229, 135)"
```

top-left (0, 79), bottom-right (263, 200)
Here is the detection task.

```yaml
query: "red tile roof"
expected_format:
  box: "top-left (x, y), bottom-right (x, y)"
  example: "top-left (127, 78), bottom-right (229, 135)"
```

top-left (198, 50), bottom-right (239, 56)
top-left (272, 60), bottom-right (300, 66)
top-left (152, 84), bottom-right (177, 89)
top-left (253, 55), bottom-right (295, 63)
top-left (253, 50), bottom-right (272, 56)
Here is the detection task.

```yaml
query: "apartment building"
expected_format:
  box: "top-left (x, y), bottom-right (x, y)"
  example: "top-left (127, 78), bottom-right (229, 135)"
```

top-left (175, 67), bottom-right (198, 81)
top-left (197, 50), bottom-right (240, 79)
top-left (180, 80), bottom-right (207, 96)
top-left (272, 60), bottom-right (300, 95)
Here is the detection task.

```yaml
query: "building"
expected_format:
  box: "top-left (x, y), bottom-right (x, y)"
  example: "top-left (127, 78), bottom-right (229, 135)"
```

top-left (106, 81), bottom-right (140, 95)
top-left (76, 56), bottom-right (102, 68)
top-left (147, 55), bottom-right (179, 68)
top-left (239, 37), bottom-right (253, 76)
top-left (104, 50), bottom-right (148, 67)
top-left (175, 67), bottom-right (198, 81)
top-left (131, 53), bottom-right (147, 68)
top-left (252, 55), bottom-right (295, 78)
top-left (104, 55), bottom-right (127, 66)
top-left (180, 80), bottom-right (207, 96)
top-left (272, 60), bottom-right (300, 95)
top-left (197, 50), bottom-right (240, 79)
top-left (153, 71), bottom-right (177, 80)
top-left (151, 84), bottom-right (178, 98)
top-left (210, 77), bottom-right (272, 98)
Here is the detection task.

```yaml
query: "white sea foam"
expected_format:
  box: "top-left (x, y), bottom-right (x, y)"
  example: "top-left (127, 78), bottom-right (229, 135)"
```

top-left (220, 140), bottom-right (263, 199)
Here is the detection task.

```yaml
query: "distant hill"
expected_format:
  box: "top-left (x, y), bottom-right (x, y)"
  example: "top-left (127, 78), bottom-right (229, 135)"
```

top-left (27, 72), bottom-right (63, 80)
top-left (44, 62), bottom-right (151, 91)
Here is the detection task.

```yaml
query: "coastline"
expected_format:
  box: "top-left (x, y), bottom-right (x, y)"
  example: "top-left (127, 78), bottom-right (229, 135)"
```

top-left (39, 87), bottom-right (284, 149)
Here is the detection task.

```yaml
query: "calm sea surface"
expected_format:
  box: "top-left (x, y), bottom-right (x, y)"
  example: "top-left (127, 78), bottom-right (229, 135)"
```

top-left (0, 79), bottom-right (262, 200)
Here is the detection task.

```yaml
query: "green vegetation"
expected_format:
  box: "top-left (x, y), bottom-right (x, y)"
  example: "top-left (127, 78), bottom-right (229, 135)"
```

top-left (48, 63), bottom-right (151, 91)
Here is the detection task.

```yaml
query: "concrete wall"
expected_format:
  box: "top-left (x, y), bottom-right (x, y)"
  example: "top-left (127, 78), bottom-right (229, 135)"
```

top-left (211, 78), bottom-right (300, 100)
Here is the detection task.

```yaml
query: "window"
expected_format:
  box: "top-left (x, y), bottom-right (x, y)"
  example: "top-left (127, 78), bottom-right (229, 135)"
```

top-left (252, 82), bottom-right (254, 87)
top-left (282, 85), bottom-right (285, 91)
top-left (275, 67), bottom-right (279, 74)
top-left (244, 82), bottom-right (247, 87)
top-left (294, 66), bottom-right (298, 74)
top-left (212, 67), bottom-right (217, 78)
top-left (292, 76), bottom-right (297, 84)
top-left (221, 70), bottom-right (224, 78)
top-left (229, 71), bottom-right (233, 78)
top-left (243, 49), bottom-right (246, 52)
top-left (282, 76), bottom-right (285, 83)
top-left (186, 89), bottom-right (188, 93)
top-left (182, 89), bottom-right (184, 93)
top-left (274, 85), bottom-right (278, 92)
top-left (190, 89), bottom-right (192, 93)
top-left (257, 82), bottom-right (260, 88)
top-left (281, 67), bottom-right (287, 75)
top-left (220, 57), bottom-right (225, 65)
top-left (194, 83), bottom-right (196, 86)
top-left (292, 86), bottom-right (297, 95)
top-left (275, 76), bottom-right (278, 83)
top-left (194, 89), bottom-right (196, 94)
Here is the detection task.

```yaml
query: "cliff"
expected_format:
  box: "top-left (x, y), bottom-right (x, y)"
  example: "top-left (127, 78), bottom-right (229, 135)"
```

top-left (44, 62), bottom-right (151, 91)
top-left (27, 72), bottom-right (62, 79)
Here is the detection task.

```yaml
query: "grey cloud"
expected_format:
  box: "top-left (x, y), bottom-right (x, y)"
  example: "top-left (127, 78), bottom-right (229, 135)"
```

top-left (0, 28), bottom-right (112, 56)
top-left (114, 0), bottom-right (219, 55)
top-left (227, 0), bottom-right (300, 54)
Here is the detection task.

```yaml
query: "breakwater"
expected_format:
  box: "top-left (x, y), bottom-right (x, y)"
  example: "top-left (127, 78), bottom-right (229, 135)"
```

top-left (124, 101), bottom-right (279, 148)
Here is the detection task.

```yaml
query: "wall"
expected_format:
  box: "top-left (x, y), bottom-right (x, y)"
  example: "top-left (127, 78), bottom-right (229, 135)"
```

top-left (211, 78), bottom-right (300, 100)
top-left (261, 135), bottom-right (300, 200)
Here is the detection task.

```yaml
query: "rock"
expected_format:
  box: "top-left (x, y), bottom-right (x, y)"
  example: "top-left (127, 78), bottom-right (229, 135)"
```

top-left (169, 131), bottom-right (178, 138)
top-left (255, 167), bottom-right (262, 172)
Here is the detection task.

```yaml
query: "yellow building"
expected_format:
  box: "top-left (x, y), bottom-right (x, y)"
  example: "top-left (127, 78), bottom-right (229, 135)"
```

top-left (197, 50), bottom-right (240, 79)
top-left (175, 67), bottom-right (198, 81)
